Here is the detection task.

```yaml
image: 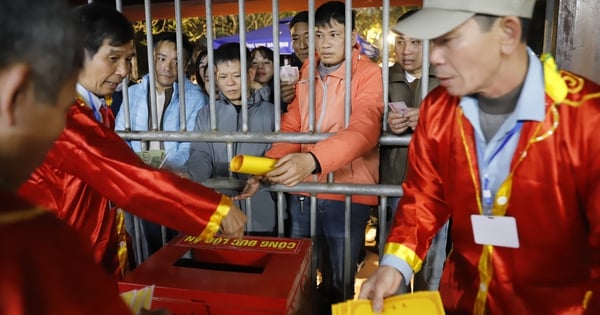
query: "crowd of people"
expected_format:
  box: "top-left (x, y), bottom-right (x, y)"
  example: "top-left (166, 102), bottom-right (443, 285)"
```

top-left (2, 0), bottom-right (599, 314)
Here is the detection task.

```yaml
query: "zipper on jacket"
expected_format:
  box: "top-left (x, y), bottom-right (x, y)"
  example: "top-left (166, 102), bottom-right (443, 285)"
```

top-left (316, 79), bottom-right (329, 132)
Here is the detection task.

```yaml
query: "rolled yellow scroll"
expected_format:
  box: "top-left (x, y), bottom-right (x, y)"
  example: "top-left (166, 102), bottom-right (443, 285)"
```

top-left (229, 155), bottom-right (277, 175)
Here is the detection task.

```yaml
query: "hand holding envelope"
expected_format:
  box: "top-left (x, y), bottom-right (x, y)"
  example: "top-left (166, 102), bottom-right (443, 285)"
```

top-left (332, 291), bottom-right (445, 315)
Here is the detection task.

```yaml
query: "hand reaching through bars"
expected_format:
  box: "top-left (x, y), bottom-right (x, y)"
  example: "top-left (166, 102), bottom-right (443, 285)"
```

top-left (264, 153), bottom-right (316, 187)
top-left (232, 176), bottom-right (263, 200)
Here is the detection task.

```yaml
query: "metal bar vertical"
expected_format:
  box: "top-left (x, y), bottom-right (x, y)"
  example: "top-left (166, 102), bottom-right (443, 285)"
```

top-left (309, 194), bottom-right (318, 315)
top-left (206, 0), bottom-right (217, 131)
top-left (308, 0), bottom-right (316, 133)
top-left (421, 41), bottom-right (430, 102)
top-left (272, 0), bottom-right (282, 132)
top-left (382, 0), bottom-right (390, 132)
top-left (226, 142), bottom-right (234, 178)
top-left (238, 1), bottom-right (249, 133)
top-left (378, 196), bottom-right (388, 256)
top-left (115, 0), bottom-right (131, 132)
top-left (144, 0), bottom-right (158, 131)
top-left (344, 0), bottom-right (353, 127)
top-left (174, 0), bottom-right (187, 131)
top-left (277, 192), bottom-right (285, 236)
top-left (342, 195), bottom-right (352, 299)
top-left (420, 0), bottom-right (430, 101)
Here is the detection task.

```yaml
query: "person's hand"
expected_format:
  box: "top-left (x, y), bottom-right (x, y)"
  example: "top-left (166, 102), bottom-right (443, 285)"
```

top-left (404, 107), bottom-right (420, 130)
top-left (265, 153), bottom-right (315, 187)
top-left (358, 265), bottom-right (404, 313)
top-left (220, 203), bottom-right (246, 239)
top-left (281, 81), bottom-right (296, 104)
top-left (173, 170), bottom-right (191, 179)
top-left (387, 111), bottom-right (410, 134)
top-left (232, 176), bottom-right (262, 200)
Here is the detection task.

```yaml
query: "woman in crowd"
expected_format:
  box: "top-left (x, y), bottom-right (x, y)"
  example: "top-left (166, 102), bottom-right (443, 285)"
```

top-left (250, 46), bottom-right (275, 103)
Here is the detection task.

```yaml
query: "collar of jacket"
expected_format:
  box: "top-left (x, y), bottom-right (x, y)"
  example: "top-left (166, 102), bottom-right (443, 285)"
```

top-left (220, 86), bottom-right (270, 109)
top-left (300, 44), bottom-right (364, 81)
top-left (389, 62), bottom-right (437, 84)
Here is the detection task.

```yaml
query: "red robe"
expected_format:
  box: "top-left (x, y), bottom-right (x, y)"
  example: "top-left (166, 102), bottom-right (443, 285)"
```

top-left (385, 67), bottom-right (600, 314)
top-left (18, 99), bottom-right (231, 277)
top-left (0, 189), bottom-right (132, 314)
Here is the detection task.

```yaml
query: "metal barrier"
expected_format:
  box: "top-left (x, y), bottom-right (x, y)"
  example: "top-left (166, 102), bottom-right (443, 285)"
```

top-left (114, 0), bottom-right (409, 303)
top-left (107, 0), bottom-right (561, 305)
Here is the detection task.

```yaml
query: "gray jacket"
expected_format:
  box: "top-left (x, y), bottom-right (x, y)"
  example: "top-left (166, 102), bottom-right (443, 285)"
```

top-left (380, 63), bottom-right (440, 185)
top-left (185, 87), bottom-right (277, 233)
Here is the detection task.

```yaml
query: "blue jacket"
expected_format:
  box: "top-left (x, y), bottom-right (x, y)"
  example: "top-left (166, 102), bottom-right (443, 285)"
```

top-left (116, 75), bottom-right (207, 170)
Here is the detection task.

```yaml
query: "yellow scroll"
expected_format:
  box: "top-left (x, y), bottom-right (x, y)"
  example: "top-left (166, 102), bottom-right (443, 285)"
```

top-left (229, 155), bottom-right (277, 175)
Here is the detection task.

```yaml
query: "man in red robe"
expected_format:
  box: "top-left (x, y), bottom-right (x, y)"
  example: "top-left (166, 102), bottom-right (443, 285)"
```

top-left (360, 0), bottom-right (600, 314)
top-left (0, 1), bottom-right (132, 313)
top-left (18, 3), bottom-right (246, 278)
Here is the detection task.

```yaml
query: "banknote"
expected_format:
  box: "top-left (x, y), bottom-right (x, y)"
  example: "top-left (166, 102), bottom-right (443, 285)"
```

top-left (280, 64), bottom-right (299, 83)
top-left (136, 150), bottom-right (167, 168)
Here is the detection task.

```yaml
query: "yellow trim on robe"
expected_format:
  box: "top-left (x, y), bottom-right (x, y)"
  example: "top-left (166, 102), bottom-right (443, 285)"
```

top-left (115, 208), bottom-right (128, 277)
top-left (583, 290), bottom-right (593, 310)
top-left (197, 195), bottom-right (232, 241)
top-left (542, 53), bottom-right (568, 103)
top-left (384, 242), bottom-right (424, 273)
top-left (0, 207), bottom-right (45, 225)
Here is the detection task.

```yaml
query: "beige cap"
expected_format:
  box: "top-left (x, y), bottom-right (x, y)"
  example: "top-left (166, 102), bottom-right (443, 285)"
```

top-left (392, 0), bottom-right (536, 39)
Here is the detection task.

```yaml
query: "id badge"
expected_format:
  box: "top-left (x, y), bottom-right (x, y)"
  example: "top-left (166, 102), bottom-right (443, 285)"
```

top-left (471, 215), bottom-right (520, 248)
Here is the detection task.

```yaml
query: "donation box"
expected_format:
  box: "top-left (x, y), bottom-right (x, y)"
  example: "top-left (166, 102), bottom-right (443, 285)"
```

top-left (119, 234), bottom-right (312, 315)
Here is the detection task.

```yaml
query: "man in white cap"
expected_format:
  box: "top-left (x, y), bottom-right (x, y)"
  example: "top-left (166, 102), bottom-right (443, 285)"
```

top-left (359, 0), bottom-right (600, 314)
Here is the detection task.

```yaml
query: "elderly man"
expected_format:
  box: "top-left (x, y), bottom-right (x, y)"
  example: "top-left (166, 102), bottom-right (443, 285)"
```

top-left (19, 3), bottom-right (246, 278)
top-left (360, 0), bottom-right (600, 314)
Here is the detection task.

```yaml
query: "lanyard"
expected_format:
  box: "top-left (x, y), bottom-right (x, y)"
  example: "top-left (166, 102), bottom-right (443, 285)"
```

top-left (87, 90), bottom-right (104, 123)
top-left (482, 121), bottom-right (523, 210)
top-left (458, 103), bottom-right (558, 216)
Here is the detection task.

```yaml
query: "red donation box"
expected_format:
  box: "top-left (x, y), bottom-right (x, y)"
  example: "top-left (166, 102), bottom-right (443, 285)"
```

top-left (119, 234), bottom-right (312, 315)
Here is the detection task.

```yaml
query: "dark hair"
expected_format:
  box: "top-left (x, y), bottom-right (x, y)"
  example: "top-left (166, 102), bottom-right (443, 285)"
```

top-left (315, 1), bottom-right (355, 30)
top-left (250, 46), bottom-right (274, 64)
top-left (290, 11), bottom-right (309, 29)
top-left (153, 31), bottom-right (193, 64)
top-left (214, 43), bottom-right (251, 68)
top-left (75, 3), bottom-right (134, 57)
top-left (474, 14), bottom-right (530, 43)
top-left (0, 0), bottom-right (82, 103)
top-left (195, 50), bottom-right (209, 94)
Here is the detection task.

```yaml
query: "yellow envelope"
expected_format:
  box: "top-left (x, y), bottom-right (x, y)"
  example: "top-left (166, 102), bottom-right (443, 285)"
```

top-left (120, 285), bottom-right (155, 314)
top-left (229, 155), bottom-right (277, 175)
top-left (332, 291), bottom-right (445, 315)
